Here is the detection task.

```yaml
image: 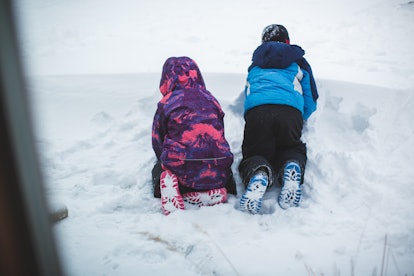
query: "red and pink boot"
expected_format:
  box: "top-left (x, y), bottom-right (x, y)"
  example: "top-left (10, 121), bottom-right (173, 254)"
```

top-left (160, 170), bottom-right (185, 215)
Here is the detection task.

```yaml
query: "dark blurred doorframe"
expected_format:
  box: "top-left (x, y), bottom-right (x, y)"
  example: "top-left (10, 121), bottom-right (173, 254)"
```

top-left (0, 1), bottom-right (63, 275)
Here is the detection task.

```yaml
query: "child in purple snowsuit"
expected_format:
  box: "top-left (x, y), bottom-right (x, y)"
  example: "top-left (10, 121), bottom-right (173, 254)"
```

top-left (238, 24), bottom-right (318, 214)
top-left (152, 56), bottom-right (235, 215)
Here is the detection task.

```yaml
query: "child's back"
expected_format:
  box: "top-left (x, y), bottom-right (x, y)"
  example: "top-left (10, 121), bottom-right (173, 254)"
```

top-left (152, 56), bottom-right (235, 215)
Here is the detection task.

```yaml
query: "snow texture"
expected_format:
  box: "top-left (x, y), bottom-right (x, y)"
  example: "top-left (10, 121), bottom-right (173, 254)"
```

top-left (14, 0), bottom-right (414, 275)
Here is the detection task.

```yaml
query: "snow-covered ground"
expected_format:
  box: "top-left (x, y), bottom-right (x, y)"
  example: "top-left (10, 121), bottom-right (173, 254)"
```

top-left (14, 0), bottom-right (414, 275)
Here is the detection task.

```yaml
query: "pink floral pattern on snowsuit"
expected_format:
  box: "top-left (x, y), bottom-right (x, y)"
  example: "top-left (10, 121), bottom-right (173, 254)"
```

top-left (152, 57), bottom-right (233, 190)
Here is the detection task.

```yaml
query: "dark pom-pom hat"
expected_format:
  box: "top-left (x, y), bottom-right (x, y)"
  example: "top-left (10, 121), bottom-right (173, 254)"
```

top-left (262, 24), bottom-right (290, 44)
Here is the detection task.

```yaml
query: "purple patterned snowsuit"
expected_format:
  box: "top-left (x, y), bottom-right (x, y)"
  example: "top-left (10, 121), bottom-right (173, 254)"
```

top-left (152, 57), bottom-right (234, 191)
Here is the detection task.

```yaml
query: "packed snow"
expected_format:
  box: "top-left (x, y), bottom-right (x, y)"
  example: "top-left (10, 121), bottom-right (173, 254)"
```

top-left (14, 0), bottom-right (414, 275)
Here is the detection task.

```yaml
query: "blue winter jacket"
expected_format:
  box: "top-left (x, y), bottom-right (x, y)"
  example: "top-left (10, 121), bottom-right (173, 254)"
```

top-left (245, 42), bottom-right (318, 120)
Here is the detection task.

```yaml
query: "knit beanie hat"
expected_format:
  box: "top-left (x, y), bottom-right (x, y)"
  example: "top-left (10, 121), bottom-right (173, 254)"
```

top-left (261, 24), bottom-right (290, 44)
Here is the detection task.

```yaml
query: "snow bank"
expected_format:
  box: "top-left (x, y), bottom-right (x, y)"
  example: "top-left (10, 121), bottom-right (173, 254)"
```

top-left (28, 74), bottom-right (414, 275)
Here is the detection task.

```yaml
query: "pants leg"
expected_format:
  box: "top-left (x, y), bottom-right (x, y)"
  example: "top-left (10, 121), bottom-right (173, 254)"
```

top-left (272, 105), bottom-right (307, 184)
top-left (241, 106), bottom-right (277, 163)
top-left (239, 105), bottom-right (278, 187)
top-left (239, 105), bottom-right (307, 186)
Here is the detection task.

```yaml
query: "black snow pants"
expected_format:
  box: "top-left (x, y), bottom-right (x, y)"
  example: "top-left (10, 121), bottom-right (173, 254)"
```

top-left (238, 104), bottom-right (307, 187)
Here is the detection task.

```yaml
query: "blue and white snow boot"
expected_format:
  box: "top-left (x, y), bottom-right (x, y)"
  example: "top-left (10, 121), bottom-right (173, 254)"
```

top-left (240, 170), bottom-right (268, 214)
top-left (278, 161), bottom-right (302, 209)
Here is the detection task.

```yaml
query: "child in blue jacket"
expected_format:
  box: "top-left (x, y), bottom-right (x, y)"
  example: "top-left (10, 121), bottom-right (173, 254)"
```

top-left (239, 24), bottom-right (318, 214)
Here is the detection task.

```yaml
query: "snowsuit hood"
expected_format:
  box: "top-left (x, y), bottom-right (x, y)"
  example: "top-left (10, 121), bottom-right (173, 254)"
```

top-left (248, 42), bottom-right (304, 71)
top-left (159, 56), bottom-right (206, 96)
